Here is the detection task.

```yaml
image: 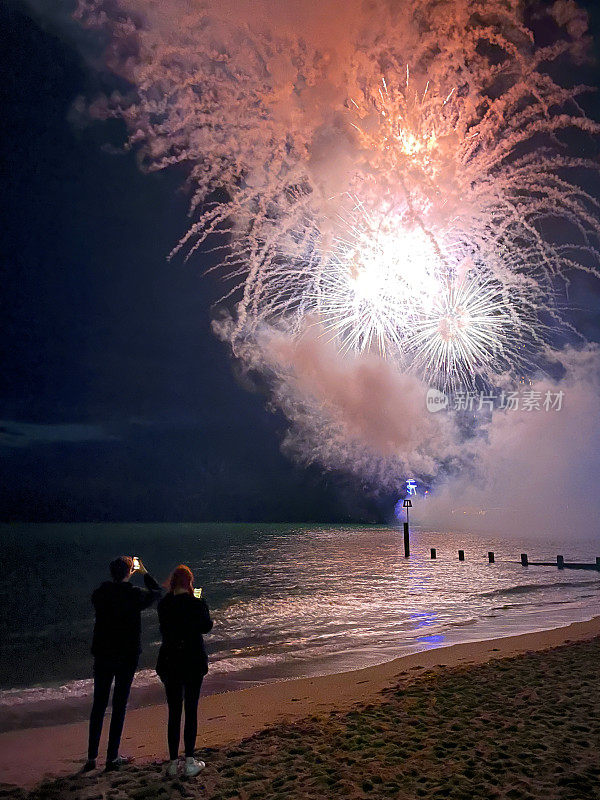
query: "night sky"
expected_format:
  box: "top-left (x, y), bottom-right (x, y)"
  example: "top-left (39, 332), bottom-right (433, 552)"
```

top-left (2, 1), bottom-right (600, 523)
top-left (1, 1), bottom-right (385, 522)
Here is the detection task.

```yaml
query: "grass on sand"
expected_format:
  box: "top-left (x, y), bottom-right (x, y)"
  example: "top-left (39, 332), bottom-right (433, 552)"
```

top-left (2, 638), bottom-right (599, 800)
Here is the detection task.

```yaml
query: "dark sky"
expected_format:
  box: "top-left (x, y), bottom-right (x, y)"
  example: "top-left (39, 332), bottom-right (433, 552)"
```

top-left (2, 1), bottom-right (600, 523)
top-left (0, 1), bottom-right (383, 522)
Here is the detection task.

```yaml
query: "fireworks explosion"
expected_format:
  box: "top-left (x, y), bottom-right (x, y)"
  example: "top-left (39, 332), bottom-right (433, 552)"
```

top-left (75, 0), bottom-right (600, 485)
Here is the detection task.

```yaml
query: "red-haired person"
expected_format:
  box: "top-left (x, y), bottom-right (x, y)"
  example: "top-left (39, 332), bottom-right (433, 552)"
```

top-left (157, 564), bottom-right (213, 777)
top-left (85, 556), bottom-right (161, 772)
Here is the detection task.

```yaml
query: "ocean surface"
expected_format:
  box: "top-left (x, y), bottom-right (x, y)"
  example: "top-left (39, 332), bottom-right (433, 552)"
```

top-left (1, 523), bottom-right (599, 731)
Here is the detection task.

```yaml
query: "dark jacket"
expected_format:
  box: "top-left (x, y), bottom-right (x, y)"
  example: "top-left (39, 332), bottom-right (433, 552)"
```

top-left (91, 574), bottom-right (161, 659)
top-left (156, 593), bottom-right (213, 684)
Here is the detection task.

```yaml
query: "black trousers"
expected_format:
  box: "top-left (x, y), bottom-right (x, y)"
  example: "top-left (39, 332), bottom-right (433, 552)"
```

top-left (88, 655), bottom-right (138, 762)
top-left (164, 678), bottom-right (203, 759)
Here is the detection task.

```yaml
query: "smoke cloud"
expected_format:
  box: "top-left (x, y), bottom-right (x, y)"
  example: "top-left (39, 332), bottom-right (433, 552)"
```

top-left (419, 346), bottom-right (600, 538)
top-left (213, 318), bottom-right (461, 477)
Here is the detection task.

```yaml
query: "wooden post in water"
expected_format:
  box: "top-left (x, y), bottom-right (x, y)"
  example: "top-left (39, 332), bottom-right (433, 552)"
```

top-left (458, 550), bottom-right (465, 561)
top-left (521, 553), bottom-right (529, 567)
top-left (431, 548), bottom-right (437, 559)
top-left (403, 522), bottom-right (410, 558)
top-left (488, 551), bottom-right (495, 563)
top-left (557, 555), bottom-right (564, 569)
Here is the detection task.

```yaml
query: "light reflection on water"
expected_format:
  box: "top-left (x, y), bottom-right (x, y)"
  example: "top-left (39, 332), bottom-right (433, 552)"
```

top-left (0, 523), bottom-right (599, 705)
top-left (198, 525), bottom-right (599, 683)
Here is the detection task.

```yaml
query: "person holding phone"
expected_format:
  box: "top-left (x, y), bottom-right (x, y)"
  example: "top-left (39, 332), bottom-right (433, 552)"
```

top-left (84, 555), bottom-right (161, 772)
top-left (157, 564), bottom-right (213, 777)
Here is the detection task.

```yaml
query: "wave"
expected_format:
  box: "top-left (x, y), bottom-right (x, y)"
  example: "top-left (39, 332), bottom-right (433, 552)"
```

top-left (493, 598), bottom-right (580, 611)
top-left (0, 670), bottom-right (165, 733)
top-left (445, 618), bottom-right (478, 628)
top-left (0, 669), bottom-right (160, 709)
top-left (480, 580), bottom-right (599, 600)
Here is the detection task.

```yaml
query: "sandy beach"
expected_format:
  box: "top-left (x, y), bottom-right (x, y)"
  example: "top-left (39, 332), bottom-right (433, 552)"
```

top-left (0, 616), bottom-right (599, 798)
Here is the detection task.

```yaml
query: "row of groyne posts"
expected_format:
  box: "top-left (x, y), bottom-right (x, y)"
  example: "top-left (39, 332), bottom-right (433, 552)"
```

top-left (401, 522), bottom-right (600, 571)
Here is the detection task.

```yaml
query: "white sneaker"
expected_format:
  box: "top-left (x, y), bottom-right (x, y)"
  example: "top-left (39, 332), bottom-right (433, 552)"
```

top-left (166, 760), bottom-right (179, 777)
top-left (105, 754), bottom-right (134, 772)
top-left (184, 757), bottom-right (205, 777)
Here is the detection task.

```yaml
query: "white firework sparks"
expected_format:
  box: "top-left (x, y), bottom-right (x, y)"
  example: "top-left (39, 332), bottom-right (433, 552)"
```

top-left (408, 278), bottom-right (516, 390)
top-left (305, 209), bottom-right (444, 358)
top-left (298, 206), bottom-right (533, 389)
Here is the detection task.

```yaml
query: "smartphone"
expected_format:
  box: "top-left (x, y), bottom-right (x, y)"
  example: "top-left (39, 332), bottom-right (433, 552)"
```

top-left (193, 588), bottom-right (202, 599)
top-left (132, 556), bottom-right (140, 571)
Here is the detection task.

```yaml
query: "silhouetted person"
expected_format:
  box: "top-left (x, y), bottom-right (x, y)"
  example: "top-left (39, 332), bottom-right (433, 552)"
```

top-left (84, 555), bottom-right (161, 772)
top-left (157, 564), bottom-right (213, 778)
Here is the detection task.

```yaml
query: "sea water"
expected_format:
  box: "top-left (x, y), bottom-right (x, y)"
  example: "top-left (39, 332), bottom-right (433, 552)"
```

top-left (1, 523), bottom-right (598, 730)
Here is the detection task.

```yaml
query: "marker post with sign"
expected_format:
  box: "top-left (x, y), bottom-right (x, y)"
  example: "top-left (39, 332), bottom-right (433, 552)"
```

top-left (403, 498), bottom-right (412, 558)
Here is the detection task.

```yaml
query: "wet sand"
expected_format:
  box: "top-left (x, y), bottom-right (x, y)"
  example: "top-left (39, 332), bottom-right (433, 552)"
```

top-left (1, 616), bottom-right (599, 798)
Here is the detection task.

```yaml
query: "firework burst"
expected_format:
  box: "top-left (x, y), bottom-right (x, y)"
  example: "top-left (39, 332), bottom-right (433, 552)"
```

top-left (77, 0), bottom-right (600, 402)
top-left (407, 277), bottom-right (517, 390)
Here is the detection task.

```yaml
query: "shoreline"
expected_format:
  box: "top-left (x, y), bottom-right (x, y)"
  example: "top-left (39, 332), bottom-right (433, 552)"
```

top-left (3, 607), bottom-right (599, 734)
top-left (1, 615), bottom-right (599, 789)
